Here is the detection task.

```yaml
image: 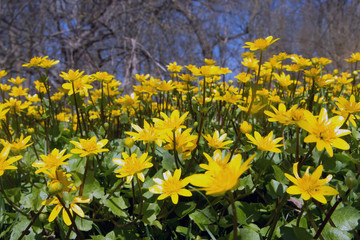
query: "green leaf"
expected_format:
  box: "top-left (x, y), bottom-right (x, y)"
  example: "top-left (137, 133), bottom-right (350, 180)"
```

top-left (228, 228), bottom-right (260, 240)
top-left (280, 226), bottom-right (313, 240)
top-left (272, 165), bottom-right (288, 184)
top-left (10, 215), bottom-right (35, 240)
top-left (75, 217), bottom-right (93, 231)
top-left (83, 171), bottom-right (105, 199)
top-left (322, 225), bottom-right (352, 240)
top-left (331, 206), bottom-right (360, 231)
top-left (189, 207), bottom-right (217, 230)
top-left (175, 202), bottom-right (196, 219)
top-left (266, 179), bottom-right (286, 199)
top-left (102, 197), bottom-right (128, 217)
top-left (91, 231), bottom-right (116, 240)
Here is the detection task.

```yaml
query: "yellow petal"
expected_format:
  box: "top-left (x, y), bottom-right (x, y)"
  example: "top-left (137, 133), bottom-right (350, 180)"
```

top-left (149, 185), bottom-right (163, 194)
top-left (312, 194), bottom-right (327, 204)
top-left (286, 186), bottom-right (302, 195)
top-left (285, 174), bottom-right (298, 185)
top-left (312, 165), bottom-right (323, 180)
top-left (71, 204), bottom-right (85, 218)
top-left (301, 192), bottom-right (311, 201)
top-left (320, 186), bottom-right (339, 196)
top-left (177, 189), bottom-right (192, 197)
top-left (158, 193), bottom-right (169, 200)
top-left (49, 205), bottom-right (62, 222)
top-left (170, 194), bottom-right (179, 204)
top-left (332, 138), bottom-right (349, 150)
top-left (62, 209), bottom-right (73, 226)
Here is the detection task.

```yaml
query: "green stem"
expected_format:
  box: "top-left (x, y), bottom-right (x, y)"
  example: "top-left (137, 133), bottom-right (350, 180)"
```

top-left (79, 156), bottom-right (90, 196)
top-left (227, 192), bottom-right (237, 240)
top-left (136, 176), bottom-right (144, 219)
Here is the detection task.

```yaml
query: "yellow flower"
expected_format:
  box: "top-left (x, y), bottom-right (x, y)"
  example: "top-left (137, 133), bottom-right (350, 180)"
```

top-left (246, 131), bottom-right (283, 153)
top-left (44, 169), bottom-right (76, 193)
top-left (22, 56), bottom-right (47, 68)
top-left (4, 98), bottom-right (29, 114)
top-left (189, 65), bottom-right (224, 77)
top-left (34, 80), bottom-right (47, 93)
top-left (91, 71), bottom-right (114, 83)
top-left (204, 58), bottom-right (216, 65)
top-left (9, 86), bottom-right (29, 97)
top-left (42, 195), bottom-right (91, 226)
top-left (62, 75), bottom-right (93, 97)
top-left (0, 84), bottom-right (11, 92)
top-left (335, 95), bottom-right (360, 115)
top-left (0, 70), bottom-right (8, 79)
top-left (126, 120), bottom-right (162, 146)
top-left (8, 76), bottom-right (25, 86)
top-left (203, 130), bottom-right (232, 149)
top-left (153, 110), bottom-right (188, 132)
top-left (0, 144), bottom-right (22, 176)
top-left (285, 162), bottom-right (338, 204)
top-left (167, 62), bottom-right (183, 73)
top-left (163, 128), bottom-right (197, 160)
top-left (189, 153), bottom-right (255, 196)
top-left (1, 134), bottom-right (32, 153)
top-left (59, 69), bottom-right (84, 82)
top-left (113, 152), bottom-right (152, 183)
top-left (32, 148), bottom-right (72, 174)
top-left (240, 121), bottom-right (252, 134)
top-left (265, 104), bottom-right (305, 126)
top-left (243, 36), bottom-right (279, 51)
top-left (39, 58), bottom-right (59, 69)
top-left (273, 72), bottom-right (293, 88)
top-left (0, 104), bottom-right (9, 121)
top-left (149, 168), bottom-right (192, 204)
top-left (298, 108), bottom-right (351, 157)
top-left (345, 52), bottom-right (360, 63)
top-left (157, 80), bottom-right (176, 92)
top-left (70, 136), bottom-right (109, 157)
top-left (134, 74), bottom-right (150, 82)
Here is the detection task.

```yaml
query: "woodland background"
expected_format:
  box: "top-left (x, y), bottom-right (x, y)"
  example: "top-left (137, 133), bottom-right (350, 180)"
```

top-left (1, 0), bottom-right (359, 92)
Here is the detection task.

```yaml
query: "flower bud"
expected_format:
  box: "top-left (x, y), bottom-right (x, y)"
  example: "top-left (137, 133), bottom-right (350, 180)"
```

top-left (124, 137), bottom-right (135, 149)
top-left (48, 180), bottom-right (63, 195)
top-left (353, 71), bottom-right (358, 76)
top-left (27, 128), bottom-right (35, 135)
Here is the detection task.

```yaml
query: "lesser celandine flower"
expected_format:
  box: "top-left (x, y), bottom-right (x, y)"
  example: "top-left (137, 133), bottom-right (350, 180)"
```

top-left (240, 121), bottom-right (252, 134)
top-left (0, 145), bottom-right (22, 176)
top-left (113, 152), bottom-right (153, 183)
top-left (32, 148), bottom-right (72, 174)
top-left (189, 152), bottom-right (255, 196)
top-left (9, 86), bottom-right (29, 97)
top-left (243, 36), bottom-right (279, 51)
top-left (298, 108), bottom-right (351, 157)
top-left (285, 162), bottom-right (338, 204)
top-left (246, 131), bottom-right (283, 153)
top-left (335, 95), bottom-right (360, 115)
top-left (42, 195), bottom-right (91, 226)
top-left (1, 134), bottom-right (32, 153)
top-left (203, 130), bottom-right (232, 149)
top-left (153, 110), bottom-right (188, 132)
top-left (126, 120), bottom-right (162, 146)
top-left (70, 136), bottom-right (109, 157)
top-left (163, 128), bottom-right (197, 160)
top-left (59, 69), bottom-right (84, 82)
top-left (149, 168), bottom-right (192, 204)
top-left (0, 70), bottom-right (8, 79)
top-left (8, 76), bottom-right (25, 86)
